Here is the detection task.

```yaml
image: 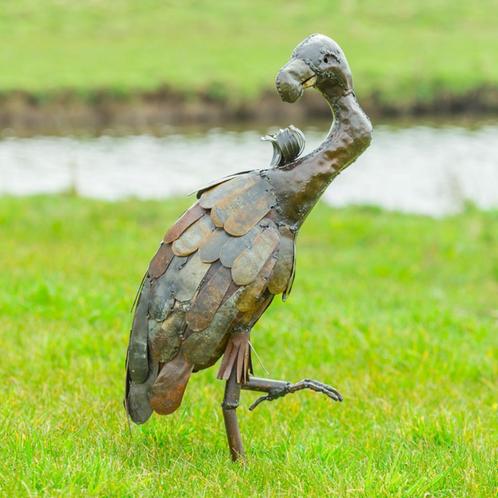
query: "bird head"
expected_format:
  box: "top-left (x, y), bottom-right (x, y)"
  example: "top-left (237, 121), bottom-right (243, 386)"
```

top-left (275, 34), bottom-right (353, 103)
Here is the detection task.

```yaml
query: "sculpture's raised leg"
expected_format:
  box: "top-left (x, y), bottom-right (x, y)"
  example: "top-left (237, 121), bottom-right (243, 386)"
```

top-left (242, 376), bottom-right (343, 410)
top-left (221, 369), bottom-right (245, 461)
top-left (222, 373), bottom-right (342, 461)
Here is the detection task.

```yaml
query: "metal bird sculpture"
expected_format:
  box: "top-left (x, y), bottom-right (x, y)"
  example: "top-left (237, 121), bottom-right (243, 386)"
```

top-left (125, 34), bottom-right (372, 460)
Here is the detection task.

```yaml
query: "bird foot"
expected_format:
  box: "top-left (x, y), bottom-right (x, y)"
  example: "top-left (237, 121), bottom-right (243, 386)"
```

top-left (243, 377), bottom-right (343, 411)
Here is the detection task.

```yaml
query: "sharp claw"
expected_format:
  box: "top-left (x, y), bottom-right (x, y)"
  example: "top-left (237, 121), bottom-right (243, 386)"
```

top-left (249, 394), bottom-right (271, 411)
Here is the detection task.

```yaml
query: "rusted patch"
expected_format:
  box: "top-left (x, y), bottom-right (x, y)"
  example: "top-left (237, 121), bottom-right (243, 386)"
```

top-left (223, 182), bottom-right (275, 236)
top-left (172, 215), bottom-right (215, 256)
top-left (268, 226), bottom-right (295, 295)
top-left (198, 229), bottom-right (231, 263)
top-left (163, 203), bottom-right (205, 244)
top-left (126, 362), bottom-right (158, 424)
top-left (128, 278), bottom-right (152, 383)
top-left (149, 354), bottom-right (193, 415)
top-left (283, 236), bottom-right (297, 300)
top-left (148, 256), bottom-right (187, 321)
top-left (149, 310), bottom-right (185, 363)
top-left (182, 289), bottom-right (242, 370)
top-left (187, 266), bottom-right (232, 332)
top-left (219, 226), bottom-right (261, 267)
top-left (231, 228), bottom-right (280, 285)
top-left (199, 174), bottom-right (257, 209)
top-left (148, 243), bottom-right (174, 279)
top-left (173, 252), bottom-right (211, 302)
top-left (237, 256), bottom-right (276, 312)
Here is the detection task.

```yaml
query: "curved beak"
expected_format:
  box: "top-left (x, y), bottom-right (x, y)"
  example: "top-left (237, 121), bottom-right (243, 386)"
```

top-left (275, 58), bottom-right (317, 103)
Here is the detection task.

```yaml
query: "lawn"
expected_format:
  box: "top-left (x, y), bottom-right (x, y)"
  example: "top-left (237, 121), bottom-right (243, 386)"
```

top-left (0, 0), bottom-right (497, 102)
top-left (0, 195), bottom-right (496, 496)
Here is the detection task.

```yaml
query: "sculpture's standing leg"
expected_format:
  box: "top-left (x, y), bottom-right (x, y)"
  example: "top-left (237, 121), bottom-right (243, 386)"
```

top-left (222, 369), bottom-right (245, 461)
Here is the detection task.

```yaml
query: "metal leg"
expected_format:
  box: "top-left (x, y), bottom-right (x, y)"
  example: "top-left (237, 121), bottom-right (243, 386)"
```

top-left (221, 368), bottom-right (245, 461)
top-left (241, 376), bottom-right (342, 410)
top-left (221, 374), bottom-right (341, 461)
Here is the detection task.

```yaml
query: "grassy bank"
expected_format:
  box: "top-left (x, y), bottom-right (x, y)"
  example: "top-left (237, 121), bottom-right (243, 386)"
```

top-left (1, 1), bottom-right (497, 104)
top-left (0, 196), bottom-right (496, 496)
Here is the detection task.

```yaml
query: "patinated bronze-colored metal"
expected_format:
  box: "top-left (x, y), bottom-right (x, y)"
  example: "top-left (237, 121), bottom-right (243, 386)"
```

top-left (217, 180), bottom-right (275, 236)
top-left (182, 289), bottom-right (242, 369)
top-left (268, 226), bottom-right (294, 294)
top-left (237, 256), bottom-right (276, 312)
top-left (125, 34), bottom-right (372, 461)
top-left (262, 125), bottom-right (305, 167)
top-left (127, 278), bottom-right (151, 383)
top-left (172, 215), bottom-right (215, 256)
top-left (125, 362), bottom-right (158, 424)
top-left (209, 178), bottom-right (264, 228)
top-left (198, 229), bottom-right (231, 263)
top-left (222, 369), bottom-right (245, 461)
top-left (148, 243), bottom-right (174, 279)
top-left (149, 309), bottom-right (185, 363)
top-left (199, 173), bottom-right (257, 209)
top-left (231, 228), bottom-right (280, 285)
top-left (217, 331), bottom-right (251, 383)
top-left (163, 203), bottom-right (205, 243)
top-left (149, 353), bottom-right (193, 415)
top-left (186, 265), bottom-right (232, 331)
top-left (148, 256), bottom-right (187, 321)
top-left (173, 251), bottom-right (210, 301)
top-left (219, 226), bottom-right (260, 267)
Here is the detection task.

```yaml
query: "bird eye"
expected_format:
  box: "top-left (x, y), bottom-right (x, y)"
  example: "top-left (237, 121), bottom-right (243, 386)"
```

top-left (323, 56), bottom-right (328, 64)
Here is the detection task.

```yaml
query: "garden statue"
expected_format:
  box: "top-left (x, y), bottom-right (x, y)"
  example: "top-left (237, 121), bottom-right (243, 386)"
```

top-left (125, 34), bottom-right (373, 461)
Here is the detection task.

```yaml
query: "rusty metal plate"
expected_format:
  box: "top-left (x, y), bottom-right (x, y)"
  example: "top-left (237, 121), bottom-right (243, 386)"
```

top-left (149, 354), bottom-right (193, 415)
top-left (186, 266), bottom-right (232, 332)
top-left (198, 229), bottom-right (231, 263)
top-left (182, 289), bottom-right (242, 369)
top-left (126, 362), bottom-right (158, 424)
top-left (237, 256), bottom-right (276, 312)
top-left (208, 176), bottom-right (264, 228)
top-left (231, 228), bottom-right (280, 285)
top-left (128, 278), bottom-right (152, 383)
top-left (268, 226), bottom-right (295, 295)
top-left (237, 291), bottom-right (274, 328)
top-left (174, 252), bottom-right (211, 302)
top-left (208, 180), bottom-right (260, 227)
top-left (223, 182), bottom-right (276, 236)
top-left (217, 330), bottom-right (250, 383)
top-left (148, 243), bottom-right (174, 279)
top-left (209, 179), bottom-right (274, 235)
top-left (172, 215), bottom-right (215, 256)
top-left (211, 199), bottom-right (233, 228)
top-left (163, 203), bottom-right (205, 244)
top-left (149, 310), bottom-right (185, 363)
top-left (148, 256), bottom-right (187, 321)
top-left (219, 226), bottom-right (261, 267)
top-left (199, 174), bottom-right (257, 209)
top-left (196, 170), bottom-right (255, 198)
top-left (283, 236), bottom-right (297, 300)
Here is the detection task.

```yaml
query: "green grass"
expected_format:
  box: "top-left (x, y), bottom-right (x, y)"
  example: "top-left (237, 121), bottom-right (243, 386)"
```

top-left (0, 195), bottom-right (496, 496)
top-left (0, 0), bottom-right (497, 102)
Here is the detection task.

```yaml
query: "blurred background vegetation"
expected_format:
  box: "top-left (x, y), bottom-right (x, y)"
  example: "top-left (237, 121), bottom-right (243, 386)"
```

top-left (0, 0), bottom-right (497, 104)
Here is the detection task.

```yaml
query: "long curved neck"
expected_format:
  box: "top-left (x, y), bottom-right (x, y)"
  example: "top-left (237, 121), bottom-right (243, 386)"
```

top-left (266, 87), bottom-right (372, 228)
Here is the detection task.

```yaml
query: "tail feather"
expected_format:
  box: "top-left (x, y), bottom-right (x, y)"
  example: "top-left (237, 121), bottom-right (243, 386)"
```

top-left (125, 361), bottom-right (158, 424)
top-left (149, 353), bottom-right (193, 415)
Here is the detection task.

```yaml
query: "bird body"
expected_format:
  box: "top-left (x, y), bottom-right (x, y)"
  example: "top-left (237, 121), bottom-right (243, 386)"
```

top-left (125, 34), bottom-right (372, 439)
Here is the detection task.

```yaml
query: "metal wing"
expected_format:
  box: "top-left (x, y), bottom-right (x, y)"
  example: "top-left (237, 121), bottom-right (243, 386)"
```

top-left (125, 172), bottom-right (295, 423)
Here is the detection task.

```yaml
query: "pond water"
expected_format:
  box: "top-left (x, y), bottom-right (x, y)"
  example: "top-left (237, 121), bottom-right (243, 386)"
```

top-left (0, 122), bottom-right (497, 216)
